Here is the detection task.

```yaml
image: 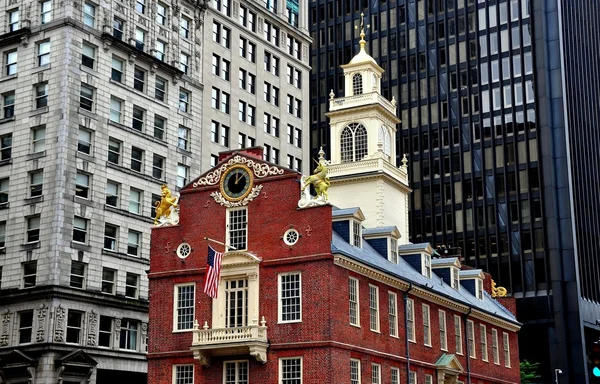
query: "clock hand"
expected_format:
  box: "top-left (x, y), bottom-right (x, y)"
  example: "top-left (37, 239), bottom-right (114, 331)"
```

top-left (235, 172), bottom-right (242, 184)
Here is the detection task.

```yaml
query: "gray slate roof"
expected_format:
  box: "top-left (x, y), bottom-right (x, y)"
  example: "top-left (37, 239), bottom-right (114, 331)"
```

top-left (363, 226), bottom-right (398, 236)
top-left (331, 231), bottom-right (519, 325)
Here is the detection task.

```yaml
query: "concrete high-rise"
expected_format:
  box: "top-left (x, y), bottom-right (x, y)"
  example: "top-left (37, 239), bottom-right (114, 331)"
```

top-left (309, 1), bottom-right (600, 382)
top-left (0, 0), bottom-right (309, 382)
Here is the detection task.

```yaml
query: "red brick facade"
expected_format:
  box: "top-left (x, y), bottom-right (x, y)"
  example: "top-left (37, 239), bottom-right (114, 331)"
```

top-left (148, 150), bottom-right (521, 384)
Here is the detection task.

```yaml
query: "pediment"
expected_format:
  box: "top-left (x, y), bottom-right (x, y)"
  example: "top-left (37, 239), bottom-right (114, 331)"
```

top-left (0, 350), bottom-right (36, 368)
top-left (435, 353), bottom-right (464, 373)
top-left (55, 349), bottom-right (98, 367)
top-left (221, 251), bottom-right (262, 268)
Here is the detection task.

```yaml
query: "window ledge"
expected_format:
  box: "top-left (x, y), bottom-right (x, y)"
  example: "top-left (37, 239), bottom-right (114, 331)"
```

top-left (177, 109), bottom-right (193, 118)
top-left (24, 196), bottom-right (44, 205)
top-left (20, 241), bottom-right (40, 250)
top-left (108, 79), bottom-right (170, 109)
top-left (106, 161), bottom-right (166, 186)
top-left (104, 205), bottom-right (153, 223)
top-left (31, 64), bottom-right (51, 74)
top-left (277, 320), bottom-right (302, 325)
top-left (172, 329), bottom-right (194, 334)
top-left (0, 202), bottom-right (9, 209)
top-left (176, 147), bottom-right (192, 157)
top-left (76, 152), bottom-right (95, 162)
top-left (78, 107), bottom-right (97, 119)
top-left (0, 158), bottom-right (12, 165)
top-left (74, 196), bottom-right (94, 206)
top-left (107, 120), bottom-right (168, 147)
top-left (102, 248), bottom-right (150, 265)
top-left (80, 65), bottom-right (97, 76)
top-left (71, 241), bottom-right (92, 252)
top-left (30, 107), bottom-right (49, 116)
top-left (0, 74), bottom-right (17, 83)
top-left (0, 116), bottom-right (15, 125)
top-left (27, 151), bottom-right (46, 160)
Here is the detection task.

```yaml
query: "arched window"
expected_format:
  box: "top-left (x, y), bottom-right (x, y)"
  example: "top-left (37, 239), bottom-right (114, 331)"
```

top-left (352, 73), bottom-right (363, 95)
top-left (340, 123), bottom-right (368, 163)
top-left (378, 125), bottom-right (391, 156)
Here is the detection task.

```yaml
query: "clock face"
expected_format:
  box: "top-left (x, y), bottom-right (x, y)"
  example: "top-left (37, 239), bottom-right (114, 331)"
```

top-left (220, 165), bottom-right (254, 202)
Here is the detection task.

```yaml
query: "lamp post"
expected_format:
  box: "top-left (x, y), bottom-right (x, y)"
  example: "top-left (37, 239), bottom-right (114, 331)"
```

top-left (554, 368), bottom-right (562, 384)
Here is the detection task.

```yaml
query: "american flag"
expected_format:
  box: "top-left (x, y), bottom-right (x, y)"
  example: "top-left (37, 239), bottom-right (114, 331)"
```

top-left (204, 245), bottom-right (224, 298)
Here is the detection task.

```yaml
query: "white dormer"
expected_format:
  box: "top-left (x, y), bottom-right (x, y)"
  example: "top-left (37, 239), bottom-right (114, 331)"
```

top-left (431, 257), bottom-right (462, 290)
top-left (459, 269), bottom-right (486, 300)
top-left (363, 226), bottom-right (401, 263)
top-left (332, 207), bottom-right (365, 249)
top-left (398, 243), bottom-right (435, 278)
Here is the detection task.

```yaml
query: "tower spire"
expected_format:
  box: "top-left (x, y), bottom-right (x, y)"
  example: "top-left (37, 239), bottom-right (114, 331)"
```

top-left (359, 12), bottom-right (366, 52)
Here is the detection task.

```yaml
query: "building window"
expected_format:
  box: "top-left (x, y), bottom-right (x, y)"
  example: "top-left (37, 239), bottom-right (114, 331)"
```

top-left (133, 67), bottom-right (146, 92)
top-left (180, 16), bottom-right (191, 39)
top-left (26, 217), bottom-right (40, 243)
top-left (369, 284), bottom-right (379, 332)
top-left (135, 0), bottom-right (145, 13)
top-left (180, 52), bottom-right (189, 74)
top-left (155, 76), bottom-right (166, 101)
top-left (279, 273), bottom-right (301, 323)
top-left (452, 268), bottom-right (460, 289)
top-left (212, 21), bottom-right (230, 48)
top-left (66, 310), bottom-right (83, 343)
top-left (227, 207), bottom-right (247, 251)
top-left (407, 298), bottom-right (415, 342)
top-left (423, 304), bottom-right (431, 346)
top-left (131, 147), bottom-right (144, 172)
top-left (340, 123), bottom-right (368, 163)
top-left (179, 88), bottom-right (190, 112)
top-left (152, 154), bottom-right (165, 180)
top-left (476, 279), bottom-right (484, 300)
top-left (225, 279), bottom-right (248, 327)
top-left (135, 28), bottom-right (145, 50)
top-left (378, 126), bottom-right (391, 157)
top-left (423, 254), bottom-right (432, 278)
top-left (371, 363), bottom-right (381, 384)
top-left (83, 2), bottom-right (95, 26)
top-left (409, 371), bottom-right (417, 384)
top-left (263, 20), bottom-right (280, 45)
top-left (280, 357), bottom-right (302, 384)
top-left (5, 50), bottom-right (17, 76)
top-left (388, 292), bottom-right (398, 337)
top-left (174, 365), bottom-right (194, 384)
top-left (503, 332), bottom-right (511, 367)
top-left (132, 105), bottom-right (145, 131)
top-left (113, 17), bottom-right (124, 39)
top-left (119, 319), bottom-right (138, 350)
top-left (72, 216), bottom-right (88, 244)
top-left (439, 310), bottom-right (448, 350)
top-left (77, 128), bottom-right (92, 154)
top-left (108, 138), bottom-right (121, 164)
top-left (492, 329), bottom-right (500, 364)
top-left (224, 361), bottom-right (248, 384)
top-left (455, 315), bottom-right (463, 355)
top-left (353, 73), bottom-right (363, 95)
top-left (8, 9), bottom-right (20, 32)
top-left (111, 56), bottom-right (123, 82)
top-left (0, 178), bottom-right (8, 205)
top-left (153, 115), bottom-right (165, 141)
top-left (31, 126), bottom-right (46, 153)
top-left (176, 164), bottom-right (189, 188)
top-left (35, 83), bottom-right (48, 109)
top-left (2, 92), bottom-right (15, 119)
top-left (79, 84), bottom-right (94, 111)
top-left (174, 284), bottom-right (195, 331)
top-left (101, 267), bottom-right (116, 294)
top-left (178, 126), bottom-right (190, 151)
top-left (125, 273), bottom-right (139, 298)
top-left (29, 170), bottom-right (43, 197)
top-left (99, 316), bottom-right (112, 347)
top-left (18, 310), bottom-right (33, 344)
top-left (425, 374), bottom-right (433, 384)
top-left (70, 261), bottom-right (86, 288)
top-left (104, 224), bottom-right (118, 250)
top-left (391, 368), bottom-right (400, 384)
top-left (81, 43), bottom-right (95, 69)
top-left (351, 220), bottom-right (362, 247)
top-left (75, 172), bottom-right (90, 199)
top-left (349, 277), bottom-right (359, 326)
top-left (23, 261), bottom-right (37, 288)
top-left (467, 320), bottom-right (476, 358)
top-left (155, 2), bottom-right (166, 24)
top-left (109, 97), bottom-right (122, 123)
top-left (389, 238), bottom-right (398, 263)
top-left (480, 325), bottom-right (488, 361)
top-left (350, 359), bottom-right (361, 384)
top-left (127, 230), bottom-right (140, 256)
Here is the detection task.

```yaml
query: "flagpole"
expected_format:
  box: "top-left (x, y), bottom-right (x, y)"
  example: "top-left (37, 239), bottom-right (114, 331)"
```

top-left (204, 237), bottom-right (237, 251)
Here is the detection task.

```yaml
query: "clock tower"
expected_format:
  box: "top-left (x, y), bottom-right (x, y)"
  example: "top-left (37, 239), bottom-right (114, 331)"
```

top-left (326, 19), bottom-right (411, 243)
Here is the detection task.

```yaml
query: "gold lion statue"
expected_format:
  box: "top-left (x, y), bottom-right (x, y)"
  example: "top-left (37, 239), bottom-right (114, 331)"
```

top-left (154, 185), bottom-right (178, 225)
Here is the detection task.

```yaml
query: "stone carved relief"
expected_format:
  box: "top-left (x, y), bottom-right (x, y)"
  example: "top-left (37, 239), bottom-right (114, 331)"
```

top-left (232, 1), bottom-right (239, 16)
top-left (54, 305), bottom-right (66, 342)
top-left (115, 3), bottom-right (125, 14)
top-left (87, 310), bottom-right (98, 346)
top-left (0, 310), bottom-right (12, 347)
top-left (114, 318), bottom-right (122, 345)
top-left (36, 304), bottom-right (48, 342)
top-left (193, 155), bottom-right (284, 187)
top-left (141, 322), bottom-right (148, 351)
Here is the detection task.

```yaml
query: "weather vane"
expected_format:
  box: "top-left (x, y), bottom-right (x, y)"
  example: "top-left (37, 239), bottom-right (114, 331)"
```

top-left (355, 11), bottom-right (370, 36)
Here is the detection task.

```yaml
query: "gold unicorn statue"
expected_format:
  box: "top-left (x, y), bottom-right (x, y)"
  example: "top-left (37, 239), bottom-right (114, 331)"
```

top-left (301, 152), bottom-right (330, 202)
top-left (154, 184), bottom-right (178, 225)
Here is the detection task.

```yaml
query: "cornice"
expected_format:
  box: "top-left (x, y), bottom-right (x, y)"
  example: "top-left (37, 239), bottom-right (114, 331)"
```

top-left (329, 171), bottom-right (412, 193)
top-left (333, 256), bottom-right (410, 291)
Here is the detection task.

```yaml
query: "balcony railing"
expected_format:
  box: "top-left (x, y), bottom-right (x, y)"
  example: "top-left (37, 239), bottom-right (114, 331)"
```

top-left (190, 318), bottom-right (268, 366)
top-left (329, 92), bottom-right (397, 116)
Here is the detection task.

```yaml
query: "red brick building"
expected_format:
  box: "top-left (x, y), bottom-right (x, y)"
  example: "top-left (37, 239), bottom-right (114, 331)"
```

top-left (147, 147), bottom-right (521, 384)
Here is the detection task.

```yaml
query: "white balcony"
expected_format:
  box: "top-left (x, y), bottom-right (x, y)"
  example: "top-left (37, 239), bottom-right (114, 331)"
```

top-left (190, 318), bottom-right (268, 367)
top-left (328, 92), bottom-right (397, 116)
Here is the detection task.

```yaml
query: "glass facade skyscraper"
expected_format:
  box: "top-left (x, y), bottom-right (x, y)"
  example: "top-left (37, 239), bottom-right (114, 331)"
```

top-left (310, 0), bottom-right (600, 382)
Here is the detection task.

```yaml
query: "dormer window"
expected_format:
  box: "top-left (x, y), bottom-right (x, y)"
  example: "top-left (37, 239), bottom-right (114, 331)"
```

top-left (422, 254), bottom-right (432, 278)
top-left (389, 238), bottom-right (398, 263)
top-left (351, 220), bottom-right (362, 248)
top-left (452, 268), bottom-right (460, 290)
top-left (476, 278), bottom-right (484, 300)
top-left (340, 123), bottom-right (368, 163)
top-left (352, 73), bottom-right (363, 95)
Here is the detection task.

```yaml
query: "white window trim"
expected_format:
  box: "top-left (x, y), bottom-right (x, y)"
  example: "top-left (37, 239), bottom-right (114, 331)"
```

top-left (439, 310), bottom-right (448, 351)
top-left (407, 298), bottom-right (415, 343)
top-left (279, 357), bottom-right (302, 384)
top-left (455, 315), bottom-right (463, 355)
top-left (368, 284), bottom-right (380, 332)
top-left (409, 371), bottom-right (417, 384)
top-left (278, 272), bottom-right (302, 324)
top-left (350, 358), bottom-right (361, 384)
top-left (349, 277), bottom-right (360, 327)
top-left (226, 206), bottom-right (248, 251)
top-left (371, 363), bottom-right (381, 384)
top-left (480, 324), bottom-right (489, 362)
top-left (421, 253), bottom-right (432, 278)
top-left (388, 291), bottom-right (398, 338)
top-left (173, 283), bottom-right (195, 332)
top-left (389, 237), bottom-right (398, 263)
top-left (172, 364), bottom-right (194, 384)
top-left (222, 360), bottom-right (249, 384)
top-left (422, 303), bottom-right (431, 347)
top-left (467, 319), bottom-right (476, 359)
top-left (351, 219), bottom-right (362, 248)
top-left (492, 328), bottom-right (500, 365)
top-left (391, 367), bottom-right (400, 384)
top-left (503, 331), bottom-right (511, 367)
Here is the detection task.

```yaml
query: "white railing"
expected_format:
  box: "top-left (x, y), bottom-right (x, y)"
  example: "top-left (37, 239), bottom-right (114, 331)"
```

top-left (192, 318), bottom-right (268, 346)
top-left (329, 157), bottom-right (408, 183)
top-left (329, 92), bottom-right (397, 115)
